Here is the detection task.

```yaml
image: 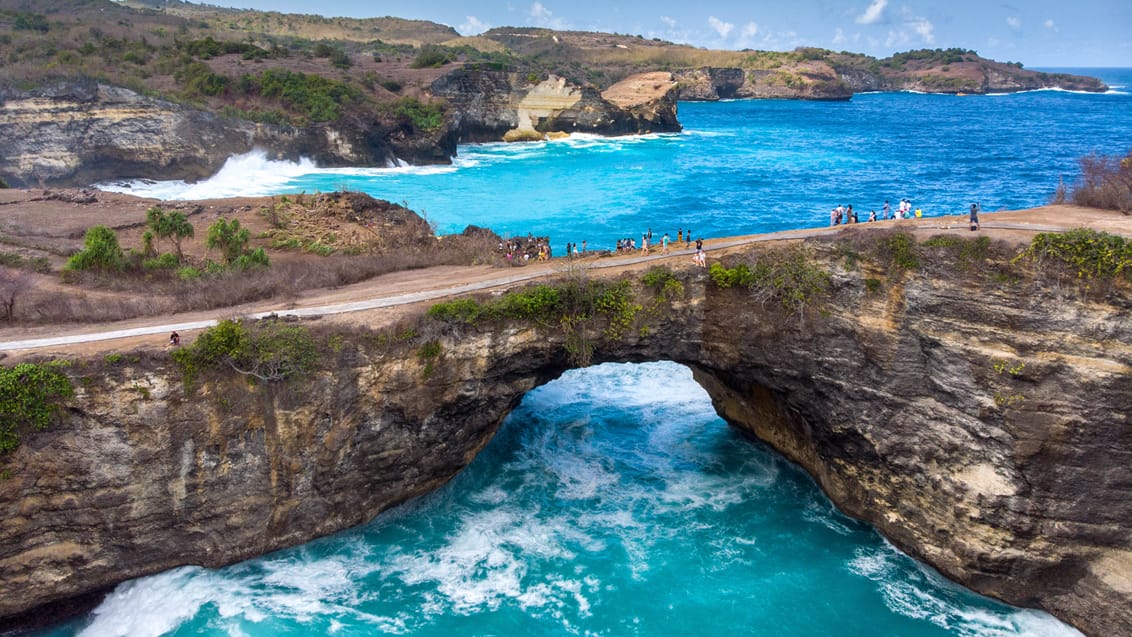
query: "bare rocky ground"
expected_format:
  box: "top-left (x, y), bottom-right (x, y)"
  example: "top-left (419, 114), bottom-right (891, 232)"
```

top-left (1, 187), bottom-right (1128, 361)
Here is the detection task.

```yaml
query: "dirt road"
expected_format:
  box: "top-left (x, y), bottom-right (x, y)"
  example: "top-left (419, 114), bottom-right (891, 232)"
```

top-left (1, 204), bottom-right (1126, 360)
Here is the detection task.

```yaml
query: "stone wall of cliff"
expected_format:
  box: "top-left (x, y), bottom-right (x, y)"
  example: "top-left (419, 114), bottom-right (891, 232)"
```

top-left (431, 70), bottom-right (681, 143)
top-left (1, 239), bottom-right (1129, 635)
top-left (0, 79), bottom-right (456, 188)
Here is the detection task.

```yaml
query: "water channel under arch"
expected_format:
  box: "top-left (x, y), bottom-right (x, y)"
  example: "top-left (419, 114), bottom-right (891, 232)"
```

top-left (52, 362), bottom-right (1079, 636)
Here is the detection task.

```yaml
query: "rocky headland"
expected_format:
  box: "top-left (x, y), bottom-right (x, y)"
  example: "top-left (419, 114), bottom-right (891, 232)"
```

top-left (0, 221), bottom-right (1130, 636)
top-left (0, 1), bottom-right (1107, 188)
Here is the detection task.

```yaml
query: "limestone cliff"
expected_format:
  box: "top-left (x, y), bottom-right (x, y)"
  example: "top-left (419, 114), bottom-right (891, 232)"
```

top-left (1, 236), bottom-right (1130, 636)
top-left (0, 79), bottom-right (456, 188)
top-left (431, 70), bottom-right (681, 143)
top-left (675, 65), bottom-right (853, 101)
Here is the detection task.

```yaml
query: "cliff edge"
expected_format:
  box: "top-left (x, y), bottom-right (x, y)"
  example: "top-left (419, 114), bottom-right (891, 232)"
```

top-left (1, 226), bottom-right (1129, 635)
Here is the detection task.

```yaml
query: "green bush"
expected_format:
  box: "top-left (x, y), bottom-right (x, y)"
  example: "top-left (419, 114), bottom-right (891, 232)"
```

top-left (173, 318), bottom-right (317, 384)
top-left (13, 12), bottom-right (49, 33)
top-left (0, 175), bottom-right (9, 189)
top-left (0, 362), bottom-right (73, 454)
top-left (233, 247), bottom-right (270, 270)
top-left (921, 234), bottom-right (990, 271)
top-left (244, 69), bottom-right (359, 123)
top-left (1015, 228), bottom-right (1132, 280)
top-left (427, 298), bottom-right (483, 324)
top-left (874, 232), bottom-right (921, 272)
top-left (143, 252), bottom-right (180, 270)
top-left (66, 225), bottom-right (125, 272)
top-left (177, 266), bottom-right (202, 280)
top-left (411, 44), bottom-right (453, 68)
top-left (206, 217), bottom-right (250, 265)
top-left (709, 247), bottom-right (831, 314)
top-left (391, 97), bottom-right (445, 132)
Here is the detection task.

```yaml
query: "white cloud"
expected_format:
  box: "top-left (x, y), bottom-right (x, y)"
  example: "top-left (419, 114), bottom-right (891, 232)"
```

top-left (528, 2), bottom-right (568, 30)
top-left (458, 15), bottom-right (490, 36)
top-left (856, 0), bottom-right (888, 25)
top-left (742, 21), bottom-right (759, 38)
top-left (1006, 16), bottom-right (1021, 30)
top-left (1044, 18), bottom-right (1058, 32)
top-left (660, 15), bottom-right (677, 28)
top-left (910, 16), bottom-right (934, 43)
top-left (708, 16), bottom-right (734, 39)
top-left (833, 27), bottom-right (848, 46)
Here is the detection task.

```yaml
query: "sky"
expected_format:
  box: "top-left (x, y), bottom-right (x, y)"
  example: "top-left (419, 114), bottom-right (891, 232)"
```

top-left (209, 1), bottom-right (1130, 67)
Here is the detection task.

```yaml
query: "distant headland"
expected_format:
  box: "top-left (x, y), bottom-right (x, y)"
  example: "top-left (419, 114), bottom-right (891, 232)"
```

top-left (0, 0), bottom-right (1108, 188)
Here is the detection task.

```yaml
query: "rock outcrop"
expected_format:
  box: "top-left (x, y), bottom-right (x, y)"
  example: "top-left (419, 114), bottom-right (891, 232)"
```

top-left (1, 237), bottom-right (1130, 636)
top-left (676, 65), bottom-right (853, 101)
top-left (0, 79), bottom-right (456, 188)
top-left (674, 60), bottom-right (1106, 101)
top-left (432, 70), bottom-right (681, 143)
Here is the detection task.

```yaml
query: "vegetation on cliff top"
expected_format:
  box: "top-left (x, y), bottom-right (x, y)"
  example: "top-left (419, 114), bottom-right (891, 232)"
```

top-left (172, 317), bottom-right (318, 385)
top-left (1054, 148), bottom-right (1132, 213)
top-left (708, 245), bottom-right (832, 315)
top-left (0, 361), bottom-right (73, 454)
top-left (427, 266), bottom-right (685, 365)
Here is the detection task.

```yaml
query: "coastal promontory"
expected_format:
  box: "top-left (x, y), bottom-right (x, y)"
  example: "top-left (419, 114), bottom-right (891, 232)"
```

top-left (0, 1), bottom-right (1107, 188)
top-left (1, 204), bottom-right (1130, 636)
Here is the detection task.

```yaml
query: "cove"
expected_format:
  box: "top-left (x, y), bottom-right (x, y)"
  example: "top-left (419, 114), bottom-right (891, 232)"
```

top-left (49, 363), bottom-right (1079, 637)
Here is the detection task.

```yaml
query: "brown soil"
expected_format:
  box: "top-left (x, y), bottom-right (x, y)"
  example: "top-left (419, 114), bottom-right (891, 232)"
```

top-left (1, 188), bottom-right (1128, 362)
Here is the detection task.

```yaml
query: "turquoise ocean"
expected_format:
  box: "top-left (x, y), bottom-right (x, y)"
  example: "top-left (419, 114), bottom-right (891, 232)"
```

top-left (52, 69), bottom-right (1132, 637)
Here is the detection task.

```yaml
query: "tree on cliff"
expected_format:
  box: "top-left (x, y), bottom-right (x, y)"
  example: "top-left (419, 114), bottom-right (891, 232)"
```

top-left (206, 218), bottom-right (268, 268)
top-left (145, 207), bottom-right (195, 261)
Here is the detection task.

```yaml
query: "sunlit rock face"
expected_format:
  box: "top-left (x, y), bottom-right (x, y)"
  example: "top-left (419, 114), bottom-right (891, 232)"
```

top-left (1, 242), bottom-right (1129, 636)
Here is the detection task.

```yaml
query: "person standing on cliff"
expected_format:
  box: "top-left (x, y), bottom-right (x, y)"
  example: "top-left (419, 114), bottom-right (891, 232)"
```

top-left (969, 203), bottom-right (980, 231)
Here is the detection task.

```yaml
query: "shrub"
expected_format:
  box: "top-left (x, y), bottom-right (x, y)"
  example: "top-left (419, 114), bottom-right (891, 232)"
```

top-left (709, 247), bottom-right (831, 314)
top-left (411, 44), bottom-right (453, 68)
top-left (1015, 228), bottom-right (1132, 280)
top-left (177, 266), bottom-right (202, 280)
top-left (13, 12), bottom-right (49, 33)
top-left (1070, 149), bottom-right (1132, 212)
top-left (244, 69), bottom-right (359, 123)
top-left (206, 217), bottom-right (251, 265)
top-left (0, 175), bottom-right (9, 189)
top-left (868, 231), bottom-right (920, 272)
top-left (232, 247), bottom-right (270, 270)
top-left (173, 318), bottom-right (318, 384)
top-left (427, 298), bottom-right (483, 324)
top-left (391, 97), bottom-right (445, 132)
top-left (921, 234), bottom-right (990, 271)
top-left (65, 225), bottom-right (125, 272)
top-left (0, 362), bottom-right (73, 454)
top-left (143, 253), bottom-right (180, 270)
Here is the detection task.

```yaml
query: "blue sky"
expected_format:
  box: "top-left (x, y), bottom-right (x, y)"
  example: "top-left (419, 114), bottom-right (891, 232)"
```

top-left (212, 1), bottom-right (1130, 67)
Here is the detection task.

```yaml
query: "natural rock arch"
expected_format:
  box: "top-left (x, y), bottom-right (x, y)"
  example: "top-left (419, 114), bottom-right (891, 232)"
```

top-left (1, 260), bottom-right (1130, 636)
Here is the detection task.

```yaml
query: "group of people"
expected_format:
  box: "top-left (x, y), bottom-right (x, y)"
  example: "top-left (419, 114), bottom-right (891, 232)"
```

top-left (830, 199), bottom-right (924, 226)
top-left (498, 235), bottom-right (552, 265)
top-left (497, 226), bottom-right (711, 268)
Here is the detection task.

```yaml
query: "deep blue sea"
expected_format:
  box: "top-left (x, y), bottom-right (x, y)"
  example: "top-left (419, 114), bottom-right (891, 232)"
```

top-left (64, 70), bottom-right (1132, 637)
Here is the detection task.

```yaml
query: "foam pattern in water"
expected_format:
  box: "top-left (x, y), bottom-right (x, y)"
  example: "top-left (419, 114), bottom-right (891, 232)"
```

top-left (46, 362), bottom-right (1082, 637)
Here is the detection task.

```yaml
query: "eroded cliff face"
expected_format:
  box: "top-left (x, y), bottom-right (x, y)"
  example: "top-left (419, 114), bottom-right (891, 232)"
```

top-left (675, 65), bottom-right (852, 101)
top-left (0, 80), bottom-right (452, 188)
top-left (1, 242), bottom-right (1130, 635)
top-left (431, 70), bottom-right (681, 143)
